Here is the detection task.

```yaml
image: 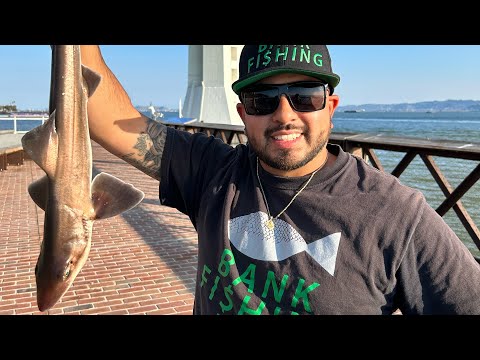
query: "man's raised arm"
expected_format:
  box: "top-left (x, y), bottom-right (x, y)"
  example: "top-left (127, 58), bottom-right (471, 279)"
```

top-left (80, 45), bottom-right (167, 181)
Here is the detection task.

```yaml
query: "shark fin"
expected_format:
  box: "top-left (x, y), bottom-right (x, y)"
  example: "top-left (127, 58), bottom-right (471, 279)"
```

top-left (91, 172), bottom-right (145, 220)
top-left (27, 175), bottom-right (50, 211)
top-left (81, 65), bottom-right (102, 98)
top-left (21, 110), bottom-right (58, 177)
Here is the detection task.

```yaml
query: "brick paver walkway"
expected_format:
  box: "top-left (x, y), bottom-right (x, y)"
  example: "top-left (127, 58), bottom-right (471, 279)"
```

top-left (0, 141), bottom-right (198, 315)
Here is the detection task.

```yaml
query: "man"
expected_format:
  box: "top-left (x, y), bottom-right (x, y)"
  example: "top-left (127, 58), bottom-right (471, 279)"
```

top-left (81, 45), bottom-right (480, 314)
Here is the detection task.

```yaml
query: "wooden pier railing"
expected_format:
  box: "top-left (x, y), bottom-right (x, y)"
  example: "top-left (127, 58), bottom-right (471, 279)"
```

top-left (163, 120), bottom-right (480, 261)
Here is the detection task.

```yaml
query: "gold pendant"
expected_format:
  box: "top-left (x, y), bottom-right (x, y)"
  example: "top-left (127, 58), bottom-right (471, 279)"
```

top-left (266, 218), bottom-right (274, 230)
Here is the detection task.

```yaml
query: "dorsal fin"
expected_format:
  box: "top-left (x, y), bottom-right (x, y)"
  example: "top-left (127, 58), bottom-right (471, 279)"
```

top-left (21, 110), bottom-right (58, 178)
top-left (27, 175), bottom-right (49, 211)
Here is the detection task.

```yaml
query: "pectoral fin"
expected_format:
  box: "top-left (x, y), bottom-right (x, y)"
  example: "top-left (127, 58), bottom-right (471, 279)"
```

top-left (21, 111), bottom-right (58, 178)
top-left (91, 172), bottom-right (145, 220)
top-left (27, 175), bottom-right (50, 211)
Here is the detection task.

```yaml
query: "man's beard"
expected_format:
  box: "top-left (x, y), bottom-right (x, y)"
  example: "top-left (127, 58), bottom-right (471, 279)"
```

top-left (248, 124), bottom-right (331, 172)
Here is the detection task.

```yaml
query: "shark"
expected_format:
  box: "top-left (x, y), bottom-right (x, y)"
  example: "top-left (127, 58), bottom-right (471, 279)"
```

top-left (21, 45), bottom-right (145, 312)
top-left (228, 211), bottom-right (341, 276)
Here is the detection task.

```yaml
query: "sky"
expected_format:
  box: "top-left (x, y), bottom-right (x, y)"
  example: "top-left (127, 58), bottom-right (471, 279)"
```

top-left (1, 45), bottom-right (480, 111)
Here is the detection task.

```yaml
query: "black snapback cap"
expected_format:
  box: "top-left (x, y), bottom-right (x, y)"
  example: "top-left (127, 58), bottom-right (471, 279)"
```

top-left (232, 45), bottom-right (340, 95)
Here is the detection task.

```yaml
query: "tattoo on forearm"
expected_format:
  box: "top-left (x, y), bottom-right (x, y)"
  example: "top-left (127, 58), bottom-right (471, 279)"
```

top-left (121, 119), bottom-right (167, 180)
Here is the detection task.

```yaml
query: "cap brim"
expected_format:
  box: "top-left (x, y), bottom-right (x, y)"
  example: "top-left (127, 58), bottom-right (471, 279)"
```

top-left (232, 68), bottom-right (340, 94)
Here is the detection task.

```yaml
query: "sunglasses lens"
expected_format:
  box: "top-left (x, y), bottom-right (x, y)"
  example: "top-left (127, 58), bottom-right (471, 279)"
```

top-left (288, 83), bottom-right (325, 112)
top-left (242, 87), bottom-right (279, 115)
top-left (241, 82), bottom-right (326, 115)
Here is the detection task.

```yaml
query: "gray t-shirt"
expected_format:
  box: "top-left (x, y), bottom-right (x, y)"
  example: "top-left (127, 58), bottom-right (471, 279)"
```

top-left (159, 127), bottom-right (480, 315)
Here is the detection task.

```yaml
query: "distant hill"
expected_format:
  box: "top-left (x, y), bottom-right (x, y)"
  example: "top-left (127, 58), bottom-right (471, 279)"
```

top-left (337, 100), bottom-right (480, 112)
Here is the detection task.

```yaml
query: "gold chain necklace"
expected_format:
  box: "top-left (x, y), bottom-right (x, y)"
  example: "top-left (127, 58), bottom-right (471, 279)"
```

top-left (256, 153), bottom-right (329, 230)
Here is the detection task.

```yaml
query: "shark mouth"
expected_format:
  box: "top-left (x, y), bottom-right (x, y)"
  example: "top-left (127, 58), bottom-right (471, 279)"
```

top-left (228, 212), bottom-right (341, 276)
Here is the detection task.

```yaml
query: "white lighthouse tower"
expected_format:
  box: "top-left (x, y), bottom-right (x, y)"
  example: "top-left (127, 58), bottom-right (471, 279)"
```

top-left (182, 45), bottom-right (244, 126)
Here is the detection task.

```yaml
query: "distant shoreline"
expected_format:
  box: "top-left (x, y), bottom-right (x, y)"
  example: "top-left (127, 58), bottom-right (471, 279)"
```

top-left (338, 99), bottom-right (480, 113)
top-left (338, 110), bottom-right (480, 113)
top-left (5, 99), bottom-right (480, 115)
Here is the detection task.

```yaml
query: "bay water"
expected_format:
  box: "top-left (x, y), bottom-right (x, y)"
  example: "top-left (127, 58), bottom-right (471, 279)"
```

top-left (332, 111), bottom-right (480, 257)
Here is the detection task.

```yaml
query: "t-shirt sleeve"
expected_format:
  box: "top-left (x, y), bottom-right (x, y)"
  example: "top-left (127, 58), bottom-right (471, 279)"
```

top-left (394, 201), bottom-right (480, 314)
top-left (159, 126), bottom-right (235, 227)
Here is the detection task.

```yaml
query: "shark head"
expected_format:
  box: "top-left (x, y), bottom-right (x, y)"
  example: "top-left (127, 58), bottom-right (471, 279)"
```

top-left (35, 213), bottom-right (93, 312)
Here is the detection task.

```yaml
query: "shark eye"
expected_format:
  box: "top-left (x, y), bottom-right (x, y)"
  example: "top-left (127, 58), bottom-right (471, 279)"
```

top-left (62, 259), bottom-right (75, 280)
top-left (63, 264), bottom-right (72, 280)
top-left (63, 268), bottom-right (71, 279)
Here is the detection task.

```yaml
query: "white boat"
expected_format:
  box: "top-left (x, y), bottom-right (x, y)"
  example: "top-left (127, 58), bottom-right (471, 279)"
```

top-left (147, 104), bottom-right (164, 120)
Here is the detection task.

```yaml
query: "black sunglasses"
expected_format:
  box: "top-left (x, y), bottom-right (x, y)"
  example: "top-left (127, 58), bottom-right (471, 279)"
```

top-left (240, 81), bottom-right (329, 116)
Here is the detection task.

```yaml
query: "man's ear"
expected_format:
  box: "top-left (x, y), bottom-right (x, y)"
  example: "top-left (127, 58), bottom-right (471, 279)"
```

top-left (328, 95), bottom-right (340, 120)
top-left (236, 103), bottom-right (247, 126)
